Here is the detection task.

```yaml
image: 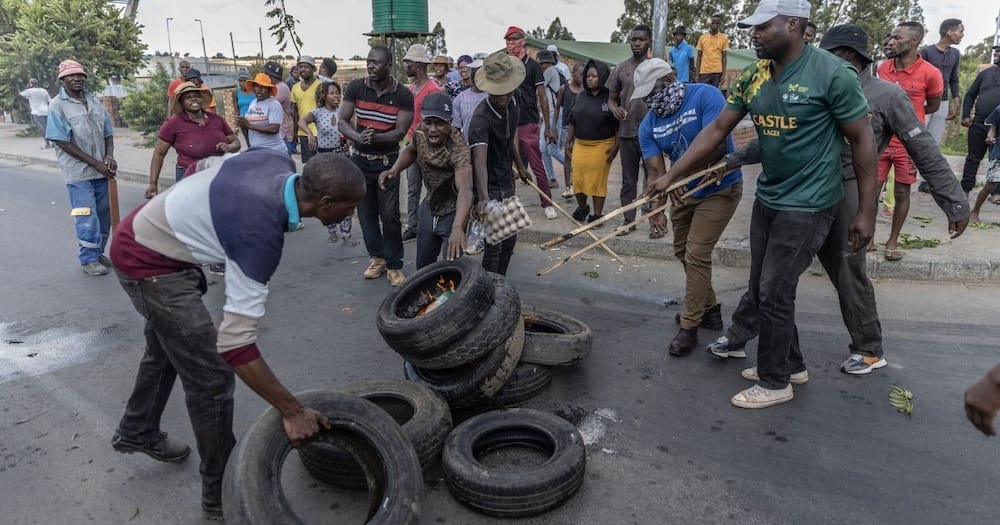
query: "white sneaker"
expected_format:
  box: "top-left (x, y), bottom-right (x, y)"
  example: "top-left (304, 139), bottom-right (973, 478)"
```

top-left (561, 186), bottom-right (574, 199)
top-left (544, 207), bottom-right (558, 220)
top-left (741, 366), bottom-right (809, 384)
top-left (731, 384), bottom-right (794, 409)
top-left (706, 336), bottom-right (747, 358)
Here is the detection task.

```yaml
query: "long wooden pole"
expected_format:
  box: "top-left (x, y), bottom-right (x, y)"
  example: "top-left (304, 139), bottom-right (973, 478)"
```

top-left (519, 177), bottom-right (626, 266)
top-left (108, 178), bottom-right (120, 228)
top-left (540, 161), bottom-right (726, 250)
top-left (537, 175), bottom-right (721, 276)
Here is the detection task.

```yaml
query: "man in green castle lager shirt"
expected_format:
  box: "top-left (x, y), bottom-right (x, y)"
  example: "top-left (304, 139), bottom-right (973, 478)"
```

top-left (643, 0), bottom-right (877, 409)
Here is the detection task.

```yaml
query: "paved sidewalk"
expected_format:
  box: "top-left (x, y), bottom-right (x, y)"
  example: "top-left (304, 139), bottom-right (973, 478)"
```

top-left (2, 122), bottom-right (997, 282)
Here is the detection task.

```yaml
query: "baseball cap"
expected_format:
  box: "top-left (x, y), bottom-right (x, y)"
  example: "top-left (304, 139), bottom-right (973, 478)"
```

top-left (57, 60), bottom-right (86, 79)
top-left (738, 0), bottom-right (811, 28)
top-left (819, 23), bottom-right (873, 64)
top-left (504, 26), bottom-right (526, 39)
top-left (183, 68), bottom-right (202, 80)
top-left (630, 58), bottom-right (675, 100)
top-left (546, 44), bottom-right (559, 54)
top-left (421, 92), bottom-right (453, 121)
top-left (263, 61), bottom-right (284, 79)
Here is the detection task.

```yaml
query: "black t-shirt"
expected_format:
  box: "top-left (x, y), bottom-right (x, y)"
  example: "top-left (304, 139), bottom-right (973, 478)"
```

top-left (343, 77), bottom-right (414, 155)
top-left (468, 97), bottom-right (519, 197)
top-left (560, 87), bottom-right (580, 126)
top-left (515, 57), bottom-right (544, 126)
top-left (568, 88), bottom-right (618, 141)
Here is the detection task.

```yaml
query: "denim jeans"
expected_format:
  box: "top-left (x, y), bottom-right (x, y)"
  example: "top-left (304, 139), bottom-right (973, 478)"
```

top-left (540, 124), bottom-right (566, 182)
top-left (618, 137), bottom-right (645, 222)
top-left (285, 139), bottom-right (298, 154)
top-left (114, 268), bottom-right (236, 508)
top-left (481, 187), bottom-right (516, 275)
top-left (66, 178), bottom-right (110, 265)
top-left (727, 182), bottom-right (883, 359)
top-left (352, 154), bottom-right (404, 270)
top-left (517, 123), bottom-right (552, 208)
top-left (727, 200), bottom-right (836, 389)
top-left (415, 200), bottom-right (456, 269)
top-left (405, 163), bottom-right (423, 232)
top-left (174, 165), bottom-right (185, 183)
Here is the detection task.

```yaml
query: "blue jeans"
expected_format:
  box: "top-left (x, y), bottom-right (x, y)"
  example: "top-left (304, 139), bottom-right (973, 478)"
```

top-left (540, 124), bottom-right (566, 182)
top-left (285, 139), bottom-right (298, 154)
top-left (66, 178), bottom-right (110, 265)
top-left (175, 165), bottom-right (185, 183)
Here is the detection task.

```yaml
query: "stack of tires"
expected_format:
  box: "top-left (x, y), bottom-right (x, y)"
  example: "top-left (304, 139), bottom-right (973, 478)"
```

top-left (376, 258), bottom-right (593, 410)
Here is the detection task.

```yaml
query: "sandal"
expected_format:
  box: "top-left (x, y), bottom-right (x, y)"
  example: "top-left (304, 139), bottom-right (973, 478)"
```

top-left (884, 248), bottom-right (903, 261)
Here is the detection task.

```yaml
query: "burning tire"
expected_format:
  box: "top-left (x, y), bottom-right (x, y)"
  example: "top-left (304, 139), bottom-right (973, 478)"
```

top-left (377, 258), bottom-right (495, 357)
top-left (222, 390), bottom-right (422, 525)
top-left (442, 408), bottom-right (586, 518)
top-left (520, 306), bottom-right (593, 366)
top-left (297, 381), bottom-right (452, 490)
top-left (404, 274), bottom-right (521, 369)
top-left (404, 319), bottom-right (525, 408)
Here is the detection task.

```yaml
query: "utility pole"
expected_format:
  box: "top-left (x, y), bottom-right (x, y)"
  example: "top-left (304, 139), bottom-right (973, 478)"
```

top-left (230, 32), bottom-right (240, 75)
top-left (652, 0), bottom-right (669, 59)
top-left (166, 17), bottom-right (175, 75)
top-left (259, 27), bottom-right (265, 63)
top-left (195, 19), bottom-right (209, 76)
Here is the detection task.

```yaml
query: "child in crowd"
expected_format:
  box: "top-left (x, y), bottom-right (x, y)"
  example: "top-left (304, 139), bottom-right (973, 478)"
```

top-left (298, 81), bottom-right (355, 245)
top-left (971, 103), bottom-right (1000, 224)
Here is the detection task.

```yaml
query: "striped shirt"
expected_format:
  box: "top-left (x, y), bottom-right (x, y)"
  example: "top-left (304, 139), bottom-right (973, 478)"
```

top-left (109, 150), bottom-right (299, 365)
top-left (343, 77), bottom-right (414, 155)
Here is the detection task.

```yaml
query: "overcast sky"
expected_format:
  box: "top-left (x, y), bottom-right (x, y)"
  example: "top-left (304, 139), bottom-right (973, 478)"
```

top-left (134, 1), bottom-right (997, 62)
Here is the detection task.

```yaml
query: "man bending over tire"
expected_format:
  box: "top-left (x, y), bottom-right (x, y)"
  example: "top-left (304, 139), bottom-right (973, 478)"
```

top-left (108, 150), bottom-right (365, 520)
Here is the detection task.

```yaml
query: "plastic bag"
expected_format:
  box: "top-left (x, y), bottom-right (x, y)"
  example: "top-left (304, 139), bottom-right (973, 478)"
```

top-left (465, 219), bottom-right (486, 255)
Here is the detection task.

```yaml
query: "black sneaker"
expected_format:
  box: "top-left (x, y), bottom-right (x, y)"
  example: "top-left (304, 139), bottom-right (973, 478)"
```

top-left (917, 180), bottom-right (929, 193)
top-left (572, 204), bottom-right (590, 222)
top-left (202, 502), bottom-right (224, 521)
top-left (401, 228), bottom-right (417, 242)
top-left (674, 303), bottom-right (723, 330)
top-left (587, 214), bottom-right (603, 228)
top-left (112, 431), bottom-right (190, 463)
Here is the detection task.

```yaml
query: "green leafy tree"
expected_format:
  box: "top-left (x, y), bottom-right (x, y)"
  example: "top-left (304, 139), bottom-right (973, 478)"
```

top-left (939, 35), bottom-right (996, 155)
top-left (809, 0), bottom-right (925, 60)
top-left (264, 0), bottom-right (304, 57)
top-left (119, 63), bottom-right (171, 146)
top-left (426, 21), bottom-right (448, 57)
top-left (610, 0), bottom-right (742, 46)
top-left (0, 0), bottom-right (145, 118)
top-left (531, 17), bottom-right (576, 41)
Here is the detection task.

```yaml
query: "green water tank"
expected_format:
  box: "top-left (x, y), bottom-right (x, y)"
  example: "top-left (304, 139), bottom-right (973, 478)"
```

top-left (371, 0), bottom-right (428, 34)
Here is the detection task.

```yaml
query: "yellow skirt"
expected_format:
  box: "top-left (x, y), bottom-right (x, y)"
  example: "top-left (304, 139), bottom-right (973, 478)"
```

top-left (573, 137), bottom-right (615, 197)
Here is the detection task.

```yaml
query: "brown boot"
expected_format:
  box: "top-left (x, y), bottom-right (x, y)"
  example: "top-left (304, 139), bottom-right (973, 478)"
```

top-left (668, 327), bottom-right (698, 356)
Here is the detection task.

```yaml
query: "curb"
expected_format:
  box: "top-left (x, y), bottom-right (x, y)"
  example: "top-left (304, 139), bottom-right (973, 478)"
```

top-left (0, 152), bottom-right (163, 188)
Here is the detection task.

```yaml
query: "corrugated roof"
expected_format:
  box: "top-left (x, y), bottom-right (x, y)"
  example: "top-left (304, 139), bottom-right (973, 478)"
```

top-left (528, 36), bottom-right (760, 71)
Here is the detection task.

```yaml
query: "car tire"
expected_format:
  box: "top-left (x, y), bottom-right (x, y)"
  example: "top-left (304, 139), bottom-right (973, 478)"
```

top-left (442, 408), bottom-right (586, 518)
top-left (486, 363), bottom-right (552, 407)
top-left (520, 306), bottom-right (592, 366)
top-left (297, 381), bottom-right (452, 490)
top-left (222, 390), bottom-right (422, 524)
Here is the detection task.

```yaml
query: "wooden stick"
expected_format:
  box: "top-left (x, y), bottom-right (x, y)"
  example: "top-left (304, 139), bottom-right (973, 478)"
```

top-left (519, 177), bottom-right (627, 266)
top-left (108, 177), bottom-right (120, 228)
top-left (536, 175), bottom-right (721, 276)
top-left (539, 162), bottom-right (726, 250)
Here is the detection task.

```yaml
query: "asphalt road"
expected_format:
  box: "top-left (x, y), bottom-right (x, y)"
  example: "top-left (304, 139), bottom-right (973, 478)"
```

top-left (1, 159), bottom-right (998, 524)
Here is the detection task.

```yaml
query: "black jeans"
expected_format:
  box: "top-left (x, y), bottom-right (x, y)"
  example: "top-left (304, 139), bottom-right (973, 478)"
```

top-left (961, 122), bottom-right (989, 193)
top-left (114, 268), bottom-right (236, 508)
top-left (481, 188), bottom-right (516, 275)
top-left (406, 163), bottom-right (423, 232)
top-left (727, 182), bottom-right (883, 359)
top-left (416, 200), bottom-right (456, 269)
top-left (299, 136), bottom-right (316, 163)
top-left (727, 200), bottom-right (836, 389)
top-left (618, 137), bottom-right (645, 222)
top-left (352, 154), bottom-right (404, 270)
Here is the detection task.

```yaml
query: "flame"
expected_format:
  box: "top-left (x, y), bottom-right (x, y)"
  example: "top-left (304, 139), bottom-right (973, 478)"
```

top-left (415, 276), bottom-right (458, 316)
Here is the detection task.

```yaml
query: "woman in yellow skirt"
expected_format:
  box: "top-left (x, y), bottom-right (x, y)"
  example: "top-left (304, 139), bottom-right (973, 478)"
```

top-left (565, 59), bottom-right (620, 224)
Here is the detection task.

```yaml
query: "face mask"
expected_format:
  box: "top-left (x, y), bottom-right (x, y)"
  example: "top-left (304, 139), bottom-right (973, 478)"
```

top-left (644, 81), bottom-right (686, 118)
top-left (506, 39), bottom-right (526, 59)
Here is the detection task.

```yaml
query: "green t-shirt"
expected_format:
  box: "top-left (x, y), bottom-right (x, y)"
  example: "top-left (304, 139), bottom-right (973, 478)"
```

top-left (726, 45), bottom-right (869, 211)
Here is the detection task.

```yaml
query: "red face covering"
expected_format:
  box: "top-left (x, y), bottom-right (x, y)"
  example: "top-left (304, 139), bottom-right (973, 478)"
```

top-left (506, 37), bottom-right (526, 59)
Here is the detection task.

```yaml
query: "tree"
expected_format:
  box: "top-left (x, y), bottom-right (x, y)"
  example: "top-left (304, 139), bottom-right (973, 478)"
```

top-left (214, 52), bottom-right (226, 59)
top-left (119, 63), bottom-right (171, 146)
top-left (0, 0), bottom-right (145, 115)
top-left (426, 21), bottom-right (447, 57)
top-left (611, 0), bottom-right (743, 45)
top-left (264, 0), bottom-right (304, 57)
top-left (531, 17), bottom-right (576, 41)
top-left (810, 0), bottom-right (925, 60)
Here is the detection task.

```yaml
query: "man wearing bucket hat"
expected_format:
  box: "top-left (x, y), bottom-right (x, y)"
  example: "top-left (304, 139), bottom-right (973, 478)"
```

top-left (338, 44), bottom-right (415, 286)
top-left (632, 57), bottom-right (743, 357)
top-left (643, 0), bottom-right (878, 409)
top-left (468, 50), bottom-right (531, 275)
top-left (45, 59), bottom-right (117, 276)
top-left (291, 55), bottom-right (320, 162)
top-left (238, 72), bottom-right (288, 155)
top-left (707, 24), bottom-right (968, 377)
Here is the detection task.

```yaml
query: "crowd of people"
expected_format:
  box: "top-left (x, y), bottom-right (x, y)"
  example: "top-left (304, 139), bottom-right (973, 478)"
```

top-left (27, 3), bottom-right (1000, 519)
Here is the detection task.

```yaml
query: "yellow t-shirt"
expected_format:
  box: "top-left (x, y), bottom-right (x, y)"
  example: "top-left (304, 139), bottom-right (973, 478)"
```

top-left (697, 32), bottom-right (730, 74)
top-left (290, 79), bottom-right (320, 136)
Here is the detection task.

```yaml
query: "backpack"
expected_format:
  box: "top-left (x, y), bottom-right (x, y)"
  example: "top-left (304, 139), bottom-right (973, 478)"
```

top-left (548, 69), bottom-right (567, 98)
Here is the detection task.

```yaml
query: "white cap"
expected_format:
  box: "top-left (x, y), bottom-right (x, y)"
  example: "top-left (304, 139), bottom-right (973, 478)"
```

top-left (737, 0), bottom-right (811, 28)
top-left (630, 58), bottom-right (674, 100)
top-left (546, 44), bottom-right (559, 54)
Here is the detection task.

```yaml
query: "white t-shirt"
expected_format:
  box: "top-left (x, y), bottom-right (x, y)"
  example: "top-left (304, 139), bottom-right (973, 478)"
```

top-left (19, 87), bottom-right (51, 116)
top-left (245, 97), bottom-right (287, 154)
